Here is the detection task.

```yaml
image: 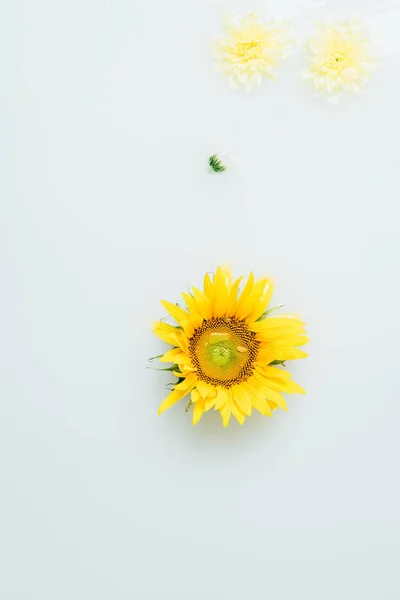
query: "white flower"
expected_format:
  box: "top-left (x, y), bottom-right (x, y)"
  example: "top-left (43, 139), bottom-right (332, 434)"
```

top-left (303, 20), bottom-right (378, 103)
top-left (212, 12), bottom-right (292, 91)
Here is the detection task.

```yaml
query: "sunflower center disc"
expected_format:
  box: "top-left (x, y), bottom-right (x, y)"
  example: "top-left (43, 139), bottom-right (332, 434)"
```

top-left (188, 317), bottom-right (260, 388)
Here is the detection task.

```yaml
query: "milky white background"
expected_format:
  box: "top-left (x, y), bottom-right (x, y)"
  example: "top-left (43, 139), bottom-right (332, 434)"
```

top-left (2, 0), bottom-right (400, 598)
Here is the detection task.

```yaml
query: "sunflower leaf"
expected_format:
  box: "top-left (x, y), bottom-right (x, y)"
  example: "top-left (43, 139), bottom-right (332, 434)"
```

top-left (146, 363), bottom-right (179, 372)
top-left (148, 354), bottom-right (163, 362)
top-left (256, 304), bottom-right (284, 321)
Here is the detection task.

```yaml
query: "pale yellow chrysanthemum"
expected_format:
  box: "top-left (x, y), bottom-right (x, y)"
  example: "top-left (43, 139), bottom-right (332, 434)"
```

top-left (212, 12), bottom-right (291, 91)
top-left (303, 20), bottom-right (378, 103)
top-left (152, 267), bottom-right (308, 427)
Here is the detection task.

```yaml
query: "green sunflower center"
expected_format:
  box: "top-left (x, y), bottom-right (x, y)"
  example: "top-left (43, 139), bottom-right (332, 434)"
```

top-left (207, 340), bottom-right (234, 367)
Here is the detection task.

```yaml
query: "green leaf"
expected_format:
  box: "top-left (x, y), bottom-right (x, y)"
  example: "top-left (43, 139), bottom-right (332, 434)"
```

top-left (209, 154), bottom-right (226, 173)
top-left (148, 354), bottom-right (163, 362)
top-left (256, 304), bottom-right (284, 321)
top-left (146, 363), bottom-right (179, 372)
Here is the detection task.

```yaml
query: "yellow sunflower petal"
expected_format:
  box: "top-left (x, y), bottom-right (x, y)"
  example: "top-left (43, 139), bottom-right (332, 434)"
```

top-left (250, 315), bottom-right (305, 330)
top-left (192, 287), bottom-right (212, 320)
top-left (265, 335), bottom-right (309, 349)
top-left (160, 349), bottom-right (193, 367)
top-left (256, 349), bottom-right (276, 364)
top-left (158, 384), bottom-right (195, 415)
top-left (245, 280), bottom-right (274, 323)
top-left (160, 300), bottom-right (194, 337)
top-left (181, 293), bottom-right (204, 330)
top-left (160, 300), bottom-right (189, 325)
top-left (236, 278), bottom-right (272, 321)
top-left (191, 388), bottom-right (201, 403)
top-left (173, 368), bottom-right (194, 378)
top-left (231, 386), bottom-right (252, 416)
top-left (153, 322), bottom-right (189, 352)
top-left (254, 327), bottom-right (307, 342)
top-left (220, 401), bottom-right (231, 427)
top-left (243, 381), bottom-right (273, 416)
top-left (235, 271), bottom-right (254, 315)
top-left (213, 266), bottom-right (229, 317)
top-left (196, 380), bottom-right (217, 398)
top-left (279, 348), bottom-right (308, 360)
top-left (193, 398), bottom-right (205, 425)
top-left (260, 348), bottom-right (308, 362)
top-left (153, 321), bottom-right (178, 344)
top-left (174, 373), bottom-right (198, 391)
top-left (226, 276), bottom-right (243, 316)
top-left (203, 272), bottom-right (214, 301)
top-left (256, 364), bottom-right (292, 380)
top-left (177, 367), bottom-right (197, 380)
top-left (213, 387), bottom-right (230, 410)
top-left (231, 400), bottom-right (246, 425)
top-left (252, 395), bottom-right (273, 416)
top-left (175, 353), bottom-right (195, 369)
top-left (221, 266), bottom-right (233, 289)
top-left (267, 377), bottom-right (306, 395)
top-left (205, 397), bottom-right (217, 411)
top-left (266, 390), bottom-right (287, 411)
top-left (159, 348), bottom-right (182, 363)
top-left (250, 372), bottom-right (289, 410)
top-left (262, 366), bottom-right (306, 394)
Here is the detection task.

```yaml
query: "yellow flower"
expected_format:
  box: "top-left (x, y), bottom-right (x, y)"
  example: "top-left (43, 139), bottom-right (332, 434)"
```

top-left (212, 12), bottom-right (291, 90)
top-left (153, 267), bottom-right (308, 427)
top-left (303, 20), bottom-right (378, 103)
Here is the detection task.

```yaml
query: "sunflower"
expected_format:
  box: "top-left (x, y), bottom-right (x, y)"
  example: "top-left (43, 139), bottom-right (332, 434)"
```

top-left (212, 12), bottom-right (291, 91)
top-left (152, 267), bottom-right (308, 427)
top-left (303, 20), bottom-right (378, 103)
